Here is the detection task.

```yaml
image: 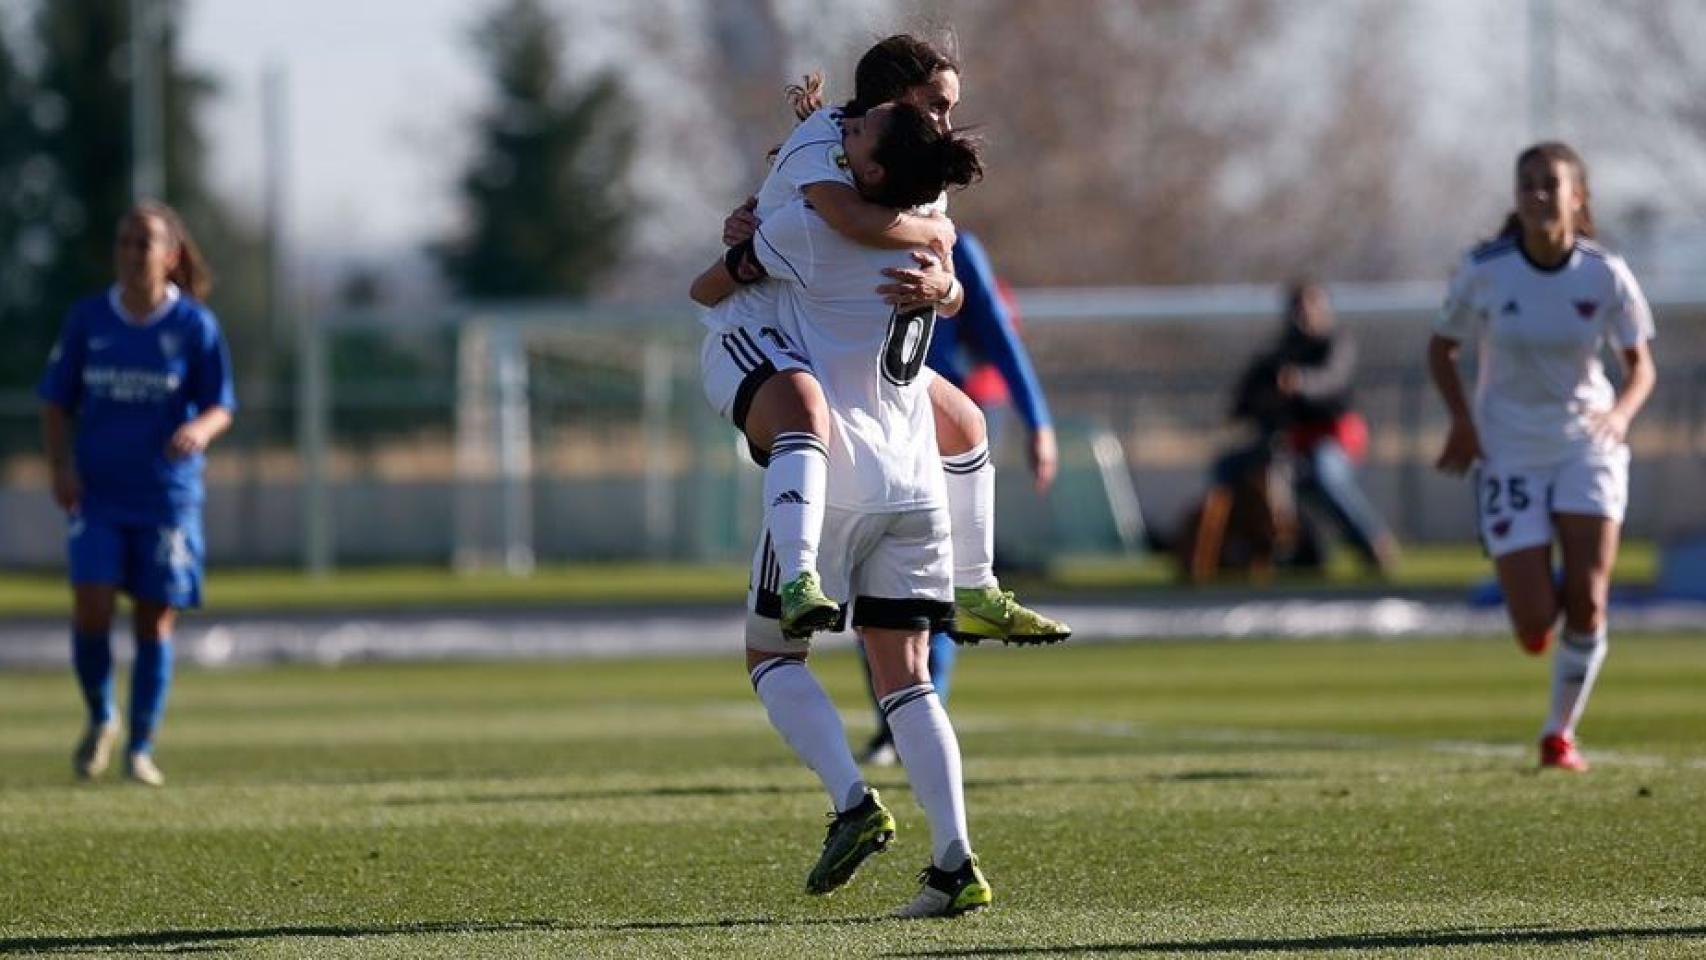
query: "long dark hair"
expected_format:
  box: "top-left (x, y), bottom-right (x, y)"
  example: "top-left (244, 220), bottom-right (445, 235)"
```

top-left (1497, 141), bottom-right (1596, 241)
top-left (867, 103), bottom-right (982, 209)
top-left (848, 34), bottom-right (959, 115)
top-left (125, 200), bottom-right (214, 300)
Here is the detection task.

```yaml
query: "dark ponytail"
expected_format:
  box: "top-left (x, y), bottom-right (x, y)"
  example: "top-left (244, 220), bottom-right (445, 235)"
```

top-left (868, 103), bottom-right (983, 210)
top-left (785, 71), bottom-right (825, 121)
top-left (1497, 141), bottom-right (1595, 241)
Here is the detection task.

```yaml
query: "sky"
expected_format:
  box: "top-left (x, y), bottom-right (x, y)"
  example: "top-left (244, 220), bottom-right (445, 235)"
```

top-left (182, 0), bottom-right (484, 256)
top-left (174, 0), bottom-right (1706, 283)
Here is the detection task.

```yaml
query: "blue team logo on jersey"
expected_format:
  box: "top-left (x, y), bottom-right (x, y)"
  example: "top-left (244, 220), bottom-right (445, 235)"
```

top-left (1501, 300), bottom-right (1520, 316)
top-left (1573, 300), bottom-right (1599, 320)
top-left (830, 145), bottom-right (849, 171)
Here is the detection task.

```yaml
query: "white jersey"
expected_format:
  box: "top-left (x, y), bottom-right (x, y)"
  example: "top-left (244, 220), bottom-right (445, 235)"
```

top-left (754, 197), bottom-right (945, 513)
top-left (1436, 236), bottom-right (1654, 468)
top-left (698, 107), bottom-right (945, 334)
top-left (757, 108), bottom-right (853, 218)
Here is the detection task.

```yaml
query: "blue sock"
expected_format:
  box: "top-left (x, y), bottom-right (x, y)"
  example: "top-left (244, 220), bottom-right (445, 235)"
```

top-left (128, 637), bottom-right (174, 755)
top-left (71, 630), bottom-right (115, 726)
top-left (928, 631), bottom-right (958, 704)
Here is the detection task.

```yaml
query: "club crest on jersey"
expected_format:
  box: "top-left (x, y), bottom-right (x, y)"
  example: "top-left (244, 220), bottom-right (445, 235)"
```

top-left (1500, 300), bottom-right (1520, 316)
top-left (830, 145), bottom-right (849, 171)
top-left (159, 333), bottom-right (181, 358)
top-left (1491, 519), bottom-right (1513, 539)
top-left (1573, 299), bottom-right (1599, 320)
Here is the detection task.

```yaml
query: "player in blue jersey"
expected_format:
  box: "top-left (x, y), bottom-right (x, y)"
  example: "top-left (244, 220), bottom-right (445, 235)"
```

top-left (38, 201), bottom-right (236, 786)
top-left (859, 231), bottom-right (1060, 765)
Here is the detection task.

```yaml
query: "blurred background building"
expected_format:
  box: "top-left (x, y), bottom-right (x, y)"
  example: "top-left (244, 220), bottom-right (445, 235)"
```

top-left (2, 0), bottom-right (1703, 570)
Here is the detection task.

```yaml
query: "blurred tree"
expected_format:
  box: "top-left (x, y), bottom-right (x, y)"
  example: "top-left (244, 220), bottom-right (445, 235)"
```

top-left (934, 0), bottom-right (1436, 285)
top-left (438, 0), bottom-right (638, 298)
top-left (14, 0), bottom-right (268, 407)
top-left (0, 22), bottom-right (54, 400)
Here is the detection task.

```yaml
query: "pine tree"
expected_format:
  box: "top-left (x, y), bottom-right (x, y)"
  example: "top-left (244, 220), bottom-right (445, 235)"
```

top-left (439, 0), bottom-right (637, 298)
top-left (20, 1), bottom-right (269, 403)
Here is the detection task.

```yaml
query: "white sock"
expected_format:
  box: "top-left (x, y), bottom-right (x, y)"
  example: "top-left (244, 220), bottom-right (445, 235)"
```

top-left (751, 657), bottom-right (866, 812)
top-left (942, 441), bottom-right (997, 590)
top-left (881, 683), bottom-right (972, 870)
top-left (1544, 625), bottom-right (1608, 738)
top-left (764, 433), bottom-right (829, 583)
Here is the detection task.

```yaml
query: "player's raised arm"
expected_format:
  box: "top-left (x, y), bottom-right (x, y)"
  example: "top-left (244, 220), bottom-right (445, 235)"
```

top-left (801, 181), bottom-right (956, 257)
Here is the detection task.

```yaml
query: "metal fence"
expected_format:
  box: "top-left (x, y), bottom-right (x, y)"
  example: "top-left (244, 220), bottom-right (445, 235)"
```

top-left (2, 281), bottom-right (1703, 570)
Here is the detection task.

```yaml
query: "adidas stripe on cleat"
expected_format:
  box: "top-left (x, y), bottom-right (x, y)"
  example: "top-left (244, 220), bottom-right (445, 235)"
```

top-left (806, 789), bottom-right (896, 895)
top-left (894, 855), bottom-right (993, 918)
top-left (779, 570), bottom-right (838, 640)
top-left (949, 586), bottom-right (1071, 646)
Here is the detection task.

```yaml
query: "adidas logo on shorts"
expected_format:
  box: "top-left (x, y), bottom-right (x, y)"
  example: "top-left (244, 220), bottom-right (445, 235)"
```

top-left (772, 490), bottom-right (809, 507)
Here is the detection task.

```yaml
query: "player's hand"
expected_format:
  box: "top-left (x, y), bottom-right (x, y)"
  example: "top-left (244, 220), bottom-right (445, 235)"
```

top-left (1435, 417), bottom-right (1481, 475)
top-left (722, 196), bottom-right (759, 247)
top-left (923, 217), bottom-right (956, 261)
top-left (50, 465), bottom-right (79, 512)
top-left (166, 422), bottom-right (211, 460)
top-left (877, 251), bottom-right (953, 307)
top-left (1029, 427), bottom-right (1059, 493)
top-left (1586, 408), bottom-right (1631, 446)
top-left (1276, 366), bottom-right (1301, 395)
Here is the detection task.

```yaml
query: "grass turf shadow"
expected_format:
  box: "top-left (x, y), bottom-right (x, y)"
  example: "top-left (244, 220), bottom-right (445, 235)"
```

top-left (881, 923), bottom-right (1706, 956)
top-left (378, 769), bottom-right (1305, 808)
top-left (0, 915), bottom-right (899, 955)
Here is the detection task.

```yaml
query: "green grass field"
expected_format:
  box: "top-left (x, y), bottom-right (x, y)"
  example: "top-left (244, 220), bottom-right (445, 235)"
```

top-left (0, 542), bottom-right (1663, 617)
top-left (2, 635), bottom-right (1704, 958)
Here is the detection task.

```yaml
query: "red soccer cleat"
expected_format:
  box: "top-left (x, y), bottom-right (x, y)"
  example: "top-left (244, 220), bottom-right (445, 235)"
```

top-left (1540, 733), bottom-right (1588, 772)
top-left (1517, 627), bottom-right (1554, 656)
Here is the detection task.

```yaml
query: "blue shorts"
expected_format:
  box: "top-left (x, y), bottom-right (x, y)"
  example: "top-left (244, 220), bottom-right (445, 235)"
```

top-left (67, 513), bottom-right (204, 608)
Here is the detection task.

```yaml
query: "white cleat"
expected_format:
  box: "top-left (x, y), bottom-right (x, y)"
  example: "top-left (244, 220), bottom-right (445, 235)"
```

top-left (73, 721), bottom-right (121, 780)
top-left (124, 752), bottom-right (165, 787)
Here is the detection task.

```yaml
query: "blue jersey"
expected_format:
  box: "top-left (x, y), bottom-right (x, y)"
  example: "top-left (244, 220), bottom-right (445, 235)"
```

top-left (926, 233), bottom-right (1053, 430)
top-left (37, 286), bottom-right (236, 524)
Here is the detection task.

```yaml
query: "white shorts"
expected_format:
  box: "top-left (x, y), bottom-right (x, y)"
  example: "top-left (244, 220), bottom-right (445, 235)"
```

top-left (1475, 446), bottom-right (1629, 558)
top-left (699, 322), bottom-right (812, 433)
top-left (745, 505), bottom-right (954, 655)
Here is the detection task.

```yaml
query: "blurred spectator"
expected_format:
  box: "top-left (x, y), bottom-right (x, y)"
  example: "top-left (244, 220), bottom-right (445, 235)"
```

top-left (1183, 280), bottom-right (1398, 582)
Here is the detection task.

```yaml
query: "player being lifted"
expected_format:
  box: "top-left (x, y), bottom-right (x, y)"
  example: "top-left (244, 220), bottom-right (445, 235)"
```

top-left (1429, 142), bottom-right (1657, 772)
top-left (693, 35), bottom-right (1070, 647)
top-left (692, 102), bottom-right (992, 917)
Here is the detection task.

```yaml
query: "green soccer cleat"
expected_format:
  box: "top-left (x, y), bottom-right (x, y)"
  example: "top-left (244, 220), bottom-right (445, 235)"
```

top-left (950, 586), bottom-right (1072, 645)
top-left (73, 720), bottom-right (121, 780)
top-left (780, 571), bottom-right (839, 640)
top-left (893, 855), bottom-right (993, 918)
top-left (805, 789), bottom-right (896, 895)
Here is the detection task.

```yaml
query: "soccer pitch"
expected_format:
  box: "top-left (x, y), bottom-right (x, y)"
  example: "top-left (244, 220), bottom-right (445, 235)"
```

top-left (2, 636), bottom-right (1703, 958)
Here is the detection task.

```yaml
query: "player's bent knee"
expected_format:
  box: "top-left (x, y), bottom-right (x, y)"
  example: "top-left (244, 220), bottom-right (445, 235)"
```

top-left (747, 371), bottom-right (830, 451)
top-left (931, 379), bottom-right (985, 455)
top-left (860, 628), bottom-right (931, 696)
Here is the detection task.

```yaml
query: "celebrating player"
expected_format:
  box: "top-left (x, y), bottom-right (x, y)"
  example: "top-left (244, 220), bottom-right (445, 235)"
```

top-left (37, 201), bottom-right (236, 786)
top-left (1429, 142), bottom-right (1656, 772)
top-left (695, 34), bottom-right (1069, 648)
top-left (859, 231), bottom-right (1061, 766)
top-left (694, 102), bottom-right (992, 917)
